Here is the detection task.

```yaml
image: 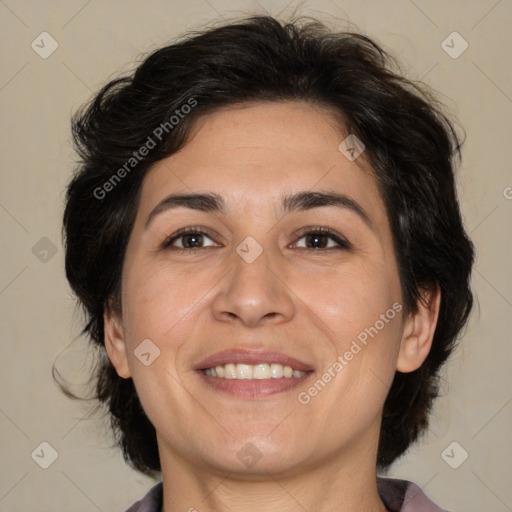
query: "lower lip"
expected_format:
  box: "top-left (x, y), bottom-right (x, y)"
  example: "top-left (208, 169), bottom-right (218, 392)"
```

top-left (197, 371), bottom-right (313, 398)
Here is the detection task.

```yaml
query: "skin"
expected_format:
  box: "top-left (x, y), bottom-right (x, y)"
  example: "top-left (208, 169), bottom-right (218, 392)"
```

top-left (104, 101), bottom-right (441, 512)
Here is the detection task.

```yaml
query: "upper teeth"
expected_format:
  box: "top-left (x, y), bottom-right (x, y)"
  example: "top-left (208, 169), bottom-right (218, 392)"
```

top-left (203, 363), bottom-right (307, 379)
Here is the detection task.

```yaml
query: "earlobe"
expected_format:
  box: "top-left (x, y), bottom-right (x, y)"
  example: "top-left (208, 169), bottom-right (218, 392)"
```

top-left (396, 283), bottom-right (441, 373)
top-left (104, 305), bottom-right (131, 379)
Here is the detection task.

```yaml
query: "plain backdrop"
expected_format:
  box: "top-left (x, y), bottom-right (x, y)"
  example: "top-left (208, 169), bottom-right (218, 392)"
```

top-left (1, 1), bottom-right (511, 511)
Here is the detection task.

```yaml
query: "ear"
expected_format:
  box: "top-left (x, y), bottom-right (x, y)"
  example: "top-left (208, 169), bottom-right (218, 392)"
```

top-left (397, 283), bottom-right (441, 373)
top-left (104, 299), bottom-right (131, 379)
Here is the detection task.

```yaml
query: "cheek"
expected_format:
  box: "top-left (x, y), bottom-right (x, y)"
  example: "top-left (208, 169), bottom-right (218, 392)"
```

top-left (121, 261), bottom-right (202, 343)
top-left (119, 263), bottom-right (205, 422)
top-left (304, 257), bottom-right (401, 340)
top-left (292, 262), bottom-right (403, 443)
top-left (301, 256), bottom-right (403, 402)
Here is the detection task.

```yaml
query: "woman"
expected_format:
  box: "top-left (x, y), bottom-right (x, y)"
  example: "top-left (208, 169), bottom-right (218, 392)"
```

top-left (61, 15), bottom-right (474, 512)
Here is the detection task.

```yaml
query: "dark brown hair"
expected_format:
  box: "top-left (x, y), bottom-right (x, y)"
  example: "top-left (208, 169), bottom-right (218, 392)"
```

top-left (60, 14), bottom-right (474, 476)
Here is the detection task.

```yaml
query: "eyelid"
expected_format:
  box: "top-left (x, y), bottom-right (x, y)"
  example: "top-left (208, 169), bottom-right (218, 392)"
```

top-left (161, 225), bottom-right (351, 251)
top-left (161, 226), bottom-right (220, 249)
top-left (291, 225), bottom-right (351, 250)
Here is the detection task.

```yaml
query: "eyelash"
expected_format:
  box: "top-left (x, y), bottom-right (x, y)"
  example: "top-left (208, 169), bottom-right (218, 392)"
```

top-left (161, 225), bottom-right (351, 252)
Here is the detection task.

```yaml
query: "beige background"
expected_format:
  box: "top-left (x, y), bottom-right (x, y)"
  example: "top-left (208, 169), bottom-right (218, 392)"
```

top-left (1, 1), bottom-right (511, 511)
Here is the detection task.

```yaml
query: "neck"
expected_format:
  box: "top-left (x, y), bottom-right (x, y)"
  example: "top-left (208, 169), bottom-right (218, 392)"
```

top-left (158, 437), bottom-right (389, 512)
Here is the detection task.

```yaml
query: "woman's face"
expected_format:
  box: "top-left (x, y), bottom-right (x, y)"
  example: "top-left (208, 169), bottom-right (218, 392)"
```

top-left (105, 101), bottom-right (431, 477)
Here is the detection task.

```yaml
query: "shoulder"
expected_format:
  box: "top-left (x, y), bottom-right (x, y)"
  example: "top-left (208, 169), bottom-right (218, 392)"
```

top-left (378, 477), bottom-right (454, 512)
top-left (123, 481), bottom-right (163, 512)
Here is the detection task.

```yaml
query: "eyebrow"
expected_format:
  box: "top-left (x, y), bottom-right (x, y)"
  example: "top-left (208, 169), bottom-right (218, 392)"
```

top-left (144, 190), bottom-right (373, 229)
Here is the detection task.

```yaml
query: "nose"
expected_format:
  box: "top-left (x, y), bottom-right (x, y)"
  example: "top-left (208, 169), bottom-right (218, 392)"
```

top-left (211, 242), bottom-right (296, 328)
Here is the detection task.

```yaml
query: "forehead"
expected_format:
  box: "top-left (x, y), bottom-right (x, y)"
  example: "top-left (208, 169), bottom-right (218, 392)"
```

top-left (138, 101), bottom-right (385, 222)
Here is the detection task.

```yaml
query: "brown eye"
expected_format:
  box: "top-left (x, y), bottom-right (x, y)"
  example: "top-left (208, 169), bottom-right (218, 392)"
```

top-left (293, 227), bottom-right (351, 250)
top-left (161, 226), bottom-right (350, 252)
top-left (162, 228), bottom-right (218, 250)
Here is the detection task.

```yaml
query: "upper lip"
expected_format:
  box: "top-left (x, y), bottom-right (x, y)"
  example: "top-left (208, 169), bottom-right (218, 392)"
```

top-left (195, 349), bottom-right (314, 372)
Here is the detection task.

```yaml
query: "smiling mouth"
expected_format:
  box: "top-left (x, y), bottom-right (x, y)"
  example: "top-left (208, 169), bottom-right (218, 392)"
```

top-left (202, 363), bottom-right (310, 379)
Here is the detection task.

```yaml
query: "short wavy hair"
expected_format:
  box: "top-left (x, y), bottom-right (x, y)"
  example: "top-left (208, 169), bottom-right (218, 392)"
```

top-left (60, 14), bottom-right (475, 476)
